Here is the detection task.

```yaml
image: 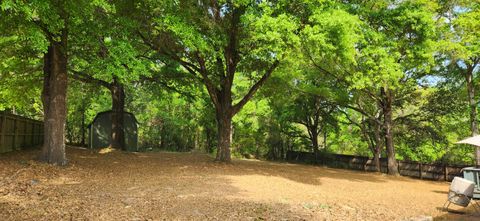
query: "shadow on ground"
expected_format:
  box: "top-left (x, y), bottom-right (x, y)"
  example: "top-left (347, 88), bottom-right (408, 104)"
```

top-left (0, 146), bottom-right (453, 220)
top-left (434, 204), bottom-right (480, 221)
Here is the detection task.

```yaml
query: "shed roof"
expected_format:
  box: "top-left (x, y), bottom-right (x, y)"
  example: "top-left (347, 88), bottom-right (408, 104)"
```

top-left (87, 110), bottom-right (138, 128)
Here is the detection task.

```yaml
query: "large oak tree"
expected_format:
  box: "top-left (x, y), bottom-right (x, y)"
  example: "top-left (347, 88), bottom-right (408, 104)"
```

top-left (135, 0), bottom-right (300, 162)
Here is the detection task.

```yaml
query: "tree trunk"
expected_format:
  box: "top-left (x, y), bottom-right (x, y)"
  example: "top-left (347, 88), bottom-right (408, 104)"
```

top-left (40, 36), bottom-right (68, 166)
top-left (81, 109), bottom-right (85, 146)
top-left (373, 148), bottom-right (381, 172)
top-left (160, 123), bottom-right (166, 149)
top-left (323, 130), bottom-right (327, 151)
top-left (382, 88), bottom-right (399, 175)
top-left (205, 126), bottom-right (213, 153)
top-left (466, 67), bottom-right (478, 136)
top-left (465, 67), bottom-right (480, 167)
top-left (373, 122), bottom-right (382, 172)
top-left (280, 134), bottom-right (285, 160)
top-left (110, 78), bottom-right (125, 150)
top-left (215, 109), bottom-right (232, 162)
top-left (310, 127), bottom-right (319, 162)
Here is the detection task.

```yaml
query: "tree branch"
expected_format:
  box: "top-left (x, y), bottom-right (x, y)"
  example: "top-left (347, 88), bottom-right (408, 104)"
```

top-left (70, 70), bottom-right (111, 88)
top-left (32, 20), bottom-right (53, 42)
top-left (194, 53), bottom-right (220, 108)
top-left (140, 75), bottom-right (195, 100)
top-left (137, 31), bottom-right (203, 77)
top-left (138, 30), bottom-right (220, 107)
top-left (343, 104), bottom-right (383, 125)
top-left (232, 60), bottom-right (279, 115)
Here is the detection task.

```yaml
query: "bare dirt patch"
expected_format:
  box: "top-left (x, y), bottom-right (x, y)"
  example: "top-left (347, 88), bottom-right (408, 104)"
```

top-left (0, 147), bottom-right (478, 220)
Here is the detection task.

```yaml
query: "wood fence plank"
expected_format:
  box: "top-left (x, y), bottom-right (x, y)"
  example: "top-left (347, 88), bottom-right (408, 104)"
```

top-left (0, 111), bottom-right (43, 153)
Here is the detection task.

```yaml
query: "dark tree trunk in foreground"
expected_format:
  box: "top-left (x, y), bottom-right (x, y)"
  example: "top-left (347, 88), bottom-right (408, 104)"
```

top-left (40, 33), bottom-right (68, 166)
top-left (216, 108), bottom-right (233, 162)
top-left (381, 88), bottom-right (399, 175)
top-left (110, 77), bottom-right (126, 150)
top-left (465, 64), bottom-right (480, 167)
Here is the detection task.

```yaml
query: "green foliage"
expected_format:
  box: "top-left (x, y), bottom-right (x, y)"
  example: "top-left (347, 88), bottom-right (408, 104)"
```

top-left (1, 0), bottom-right (479, 166)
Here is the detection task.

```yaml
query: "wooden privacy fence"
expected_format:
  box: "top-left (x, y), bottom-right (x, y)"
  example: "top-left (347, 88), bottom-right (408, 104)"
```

top-left (0, 111), bottom-right (43, 153)
top-left (286, 151), bottom-right (468, 182)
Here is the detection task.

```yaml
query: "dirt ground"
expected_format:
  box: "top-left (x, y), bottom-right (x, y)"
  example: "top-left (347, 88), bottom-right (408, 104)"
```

top-left (0, 147), bottom-right (479, 221)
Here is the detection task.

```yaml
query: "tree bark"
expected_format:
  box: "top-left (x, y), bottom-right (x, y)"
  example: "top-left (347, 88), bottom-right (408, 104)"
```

top-left (215, 108), bottom-right (232, 162)
top-left (40, 34), bottom-right (68, 166)
top-left (465, 66), bottom-right (480, 167)
top-left (280, 138), bottom-right (285, 160)
top-left (205, 126), bottom-right (214, 153)
top-left (382, 88), bottom-right (399, 175)
top-left (309, 126), bottom-right (319, 162)
top-left (466, 66), bottom-right (478, 136)
top-left (323, 130), bottom-right (327, 151)
top-left (160, 123), bottom-right (166, 149)
top-left (110, 77), bottom-right (126, 150)
top-left (81, 109), bottom-right (85, 146)
top-left (373, 122), bottom-right (382, 172)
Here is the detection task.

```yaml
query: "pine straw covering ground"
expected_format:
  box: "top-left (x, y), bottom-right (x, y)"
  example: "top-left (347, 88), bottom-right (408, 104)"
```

top-left (0, 147), bottom-right (478, 221)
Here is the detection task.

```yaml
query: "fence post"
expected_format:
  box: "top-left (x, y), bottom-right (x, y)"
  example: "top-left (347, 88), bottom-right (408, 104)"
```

top-left (419, 163), bottom-right (423, 179)
top-left (444, 164), bottom-right (448, 181)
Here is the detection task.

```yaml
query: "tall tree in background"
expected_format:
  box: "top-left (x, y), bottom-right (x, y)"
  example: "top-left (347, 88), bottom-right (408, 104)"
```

top-left (438, 0), bottom-right (480, 165)
top-left (285, 68), bottom-right (344, 160)
top-left (342, 0), bottom-right (437, 175)
top-left (439, 0), bottom-right (480, 136)
top-left (291, 95), bottom-right (338, 158)
top-left (342, 94), bottom-right (384, 172)
top-left (69, 3), bottom-right (150, 150)
top-left (295, 1), bottom-right (363, 163)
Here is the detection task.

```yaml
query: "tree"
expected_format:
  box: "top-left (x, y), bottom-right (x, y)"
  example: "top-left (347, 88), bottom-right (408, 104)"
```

top-left (340, 0), bottom-right (438, 175)
top-left (341, 94), bottom-right (384, 172)
top-left (0, 15), bottom-right (44, 118)
top-left (68, 3), bottom-right (151, 150)
top-left (1, 0), bottom-right (111, 165)
top-left (291, 95), bottom-right (338, 158)
top-left (284, 66), bottom-right (343, 160)
top-left (136, 0), bottom-right (300, 162)
top-left (2, 1), bottom-right (69, 165)
top-left (437, 0), bottom-right (480, 165)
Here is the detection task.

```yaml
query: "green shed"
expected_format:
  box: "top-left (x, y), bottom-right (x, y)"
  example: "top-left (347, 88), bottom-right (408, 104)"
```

top-left (87, 111), bottom-right (138, 151)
